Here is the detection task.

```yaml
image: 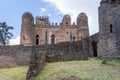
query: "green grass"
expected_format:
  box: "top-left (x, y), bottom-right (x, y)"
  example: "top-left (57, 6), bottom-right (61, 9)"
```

top-left (0, 58), bottom-right (120, 80)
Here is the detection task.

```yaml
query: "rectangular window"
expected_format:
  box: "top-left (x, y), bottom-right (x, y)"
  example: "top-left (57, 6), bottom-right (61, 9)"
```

top-left (110, 24), bottom-right (113, 33)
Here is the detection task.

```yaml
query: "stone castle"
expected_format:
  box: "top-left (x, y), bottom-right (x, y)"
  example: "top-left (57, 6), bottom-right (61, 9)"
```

top-left (20, 12), bottom-right (89, 46)
top-left (0, 0), bottom-right (120, 69)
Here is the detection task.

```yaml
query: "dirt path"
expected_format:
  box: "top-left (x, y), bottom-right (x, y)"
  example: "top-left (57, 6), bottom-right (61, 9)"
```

top-left (0, 75), bottom-right (6, 80)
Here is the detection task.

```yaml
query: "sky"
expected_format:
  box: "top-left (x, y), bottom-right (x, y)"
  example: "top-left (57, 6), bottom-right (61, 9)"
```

top-left (0, 0), bottom-right (101, 45)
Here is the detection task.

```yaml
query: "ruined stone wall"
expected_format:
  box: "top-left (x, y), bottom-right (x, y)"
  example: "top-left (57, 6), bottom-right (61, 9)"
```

top-left (0, 39), bottom-right (89, 68)
top-left (26, 40), bottom-right (89, 79)
top-left (45, 40), bottom-right (88, 62)
top-left (26, 51), bottom-right (46, 80)
top-left (0, 46), bottom-right (32, 68)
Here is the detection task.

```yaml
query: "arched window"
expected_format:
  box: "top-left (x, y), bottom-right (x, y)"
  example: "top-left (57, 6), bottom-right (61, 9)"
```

top-left (110, 24), bottom-right (113, 33)
top-left (36, 35), bottom-right (39, 45)
top-left (51, 34), bottom-right (55, 44)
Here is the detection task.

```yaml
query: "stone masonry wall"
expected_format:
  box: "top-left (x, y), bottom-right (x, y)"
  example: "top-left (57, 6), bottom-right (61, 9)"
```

top-left (46, 40), bottom-right (88, 62)
top-left (98, 0), bottom-right (120, 58)
top-left (26, 51), bottom-right (46, 80)
top-left (0, 39), bottom-right (89, 68)
top-left (0, 46), bottom-right (32, 68)
top-left (26, 40), bottom-right (89, 79)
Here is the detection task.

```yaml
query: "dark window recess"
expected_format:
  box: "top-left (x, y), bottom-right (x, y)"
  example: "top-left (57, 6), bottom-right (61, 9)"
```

top-left (110, 24), bottom-right (113, 33)
top-left (23, 36), bottom-right (25, 40)
top-left (66, 22), bottom-right (68, 25)
top-left (112, 0), bottom-right (115, 2)
top-left (36, 35), bottom-right (39, 45)
top-left (81, 37), bottom-right (83, 40)
top-left (67, 32), bottom-right (68, 34)
top-left (51, 34), bottom-right (55, 44)
top-left (73, 36), bottom-right (75, 42)
top-left (92, 41), bottom-right (97, 57)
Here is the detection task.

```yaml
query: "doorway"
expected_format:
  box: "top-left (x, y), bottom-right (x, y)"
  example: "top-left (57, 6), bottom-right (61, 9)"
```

top-left (92, 41), bottom-right (97, 57)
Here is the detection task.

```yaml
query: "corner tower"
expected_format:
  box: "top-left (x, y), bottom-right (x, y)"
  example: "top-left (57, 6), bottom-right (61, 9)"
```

top-left (77, 13), bottom-right (89, 53)
top-left (98, 0), bottom-right (120, 58)
top-left (77, 13), bottom-right (89, 40)
top-left (20, 12), bottom-right (35, 46)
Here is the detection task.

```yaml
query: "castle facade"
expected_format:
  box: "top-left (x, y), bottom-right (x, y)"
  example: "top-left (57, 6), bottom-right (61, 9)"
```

top-left (20, 12), bottom-right (89, 46)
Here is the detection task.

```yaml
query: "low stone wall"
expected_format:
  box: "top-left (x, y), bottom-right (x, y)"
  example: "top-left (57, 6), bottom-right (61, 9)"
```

top-left (26, 40), bottom-right (89, 79)
top-left (45, 41), bottom-right (88, 62)
top-left (0, 45), bottom-right (32, 68)
top-left (26, 51), bottom-right (46, 80)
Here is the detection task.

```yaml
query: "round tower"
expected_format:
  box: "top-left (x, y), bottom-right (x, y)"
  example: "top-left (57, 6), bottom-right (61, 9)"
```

top-left (20, 12), bottom-right (35, 46)
top-left (62, 14), bottom-right (71, 27)
top-left (77, 13), bottom-right (89, 40)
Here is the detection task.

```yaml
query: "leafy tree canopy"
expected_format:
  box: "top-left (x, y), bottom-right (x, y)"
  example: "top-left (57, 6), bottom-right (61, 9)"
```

top-left (0, 22), bottom-right (14, 45)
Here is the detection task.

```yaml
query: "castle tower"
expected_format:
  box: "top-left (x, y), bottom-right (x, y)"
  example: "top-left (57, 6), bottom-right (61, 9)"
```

top-left (98, 0), bottom-right (120, 58)
top-left (77, 13), bottom-right (89, 53)
top-left (20, 12), bottom-right (35, 46)
top-left (77, 13), bottom-right (89, 40)
top-left (62, 15), bottom-right (71, 27)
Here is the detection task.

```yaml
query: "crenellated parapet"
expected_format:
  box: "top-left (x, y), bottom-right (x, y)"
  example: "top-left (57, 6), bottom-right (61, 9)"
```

top-left (36, 16), bottom-right (49, 26)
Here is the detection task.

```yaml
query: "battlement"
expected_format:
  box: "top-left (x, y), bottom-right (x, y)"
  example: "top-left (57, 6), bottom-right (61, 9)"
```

top-left (48, 22), bottom-right (77, 28)
top-left (36, 16), bottom-right (49, 26)
top-left (36, 16), bottom-right (49, 21)
top-left (35, 15), bottom-right (77, 28)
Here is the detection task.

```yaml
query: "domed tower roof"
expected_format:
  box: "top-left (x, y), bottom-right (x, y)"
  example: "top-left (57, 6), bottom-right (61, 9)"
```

top-left (22, 12), bottom-right (34, 20)
top-left (77, 12), bottom-right (88, 28)
top-left (77, 12), bottom-right (88, 19)
top-left (63, 14), bottom-right (71, 20)
top-left (62, 14), bottom-right (71, 27)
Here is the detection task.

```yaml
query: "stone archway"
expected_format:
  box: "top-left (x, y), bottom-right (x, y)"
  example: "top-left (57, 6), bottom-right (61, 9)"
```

top-left (92, 41), bottom-right (97, 57)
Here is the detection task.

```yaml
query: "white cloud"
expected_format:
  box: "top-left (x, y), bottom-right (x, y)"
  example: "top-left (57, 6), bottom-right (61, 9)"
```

top-left (9, 36), bottom-right (20, 45)
top-left (40, 8), bottom-right (47, 13)
top-left (43, 0), bottom-right (101, 35)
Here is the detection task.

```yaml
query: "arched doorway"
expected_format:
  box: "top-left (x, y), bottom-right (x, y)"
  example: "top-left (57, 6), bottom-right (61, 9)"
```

top-left (92, 41), bottom-right (97, 57)
top-left (36, 35), bottom-right (39, 45)
top-left (51, 34), bottom-right (55, 44)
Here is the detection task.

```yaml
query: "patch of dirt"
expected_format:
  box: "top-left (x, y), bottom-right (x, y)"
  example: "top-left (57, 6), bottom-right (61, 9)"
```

top-left (46, 75), bottom-right (81, 80)
top-left (0, 75), bottom-right (6, 80)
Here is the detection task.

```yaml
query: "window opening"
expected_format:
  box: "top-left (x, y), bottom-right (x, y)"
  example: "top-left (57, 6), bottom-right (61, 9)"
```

top-left (36, 35), bottom-right (39, 45)
top-left (23, 36), bottom-right (25, 40)
top-left (110, 24), bottom-right (113, 33)
top-left (73, 36), bottom-right (75, 42)
top-left (51, 34), bottom-right (55, 44)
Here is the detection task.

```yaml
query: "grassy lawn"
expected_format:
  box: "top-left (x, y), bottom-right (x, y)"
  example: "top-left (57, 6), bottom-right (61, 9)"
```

top-left (0, 58), bottom-right (120, 80)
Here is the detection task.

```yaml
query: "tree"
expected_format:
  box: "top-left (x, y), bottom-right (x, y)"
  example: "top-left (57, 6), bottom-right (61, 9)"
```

top-left (0, 22), bottom-right (14, 45)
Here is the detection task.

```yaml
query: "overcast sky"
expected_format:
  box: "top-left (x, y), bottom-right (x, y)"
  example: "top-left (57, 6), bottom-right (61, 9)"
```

top-left (0, 0), bottom-right (101, 45)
